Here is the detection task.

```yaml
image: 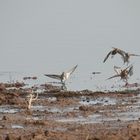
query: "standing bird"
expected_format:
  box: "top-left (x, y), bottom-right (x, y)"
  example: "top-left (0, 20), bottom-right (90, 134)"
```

top-left (103, 47), bottom-right (125, 63)
top-left (44, 65), bottom-right (78, 84)
top-left (122, 52), bottom-right (140, 64)
top-left (107, 65), bottom-right (133, 83)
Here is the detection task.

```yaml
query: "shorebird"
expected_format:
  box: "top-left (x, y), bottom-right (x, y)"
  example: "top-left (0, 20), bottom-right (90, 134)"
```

top-left (122, 52), bottom-right (140, 64)
top-left (103, 47), bottom-right (125, 63)
top-left (44, 65), bottom-right (78, 84)
top-left (107, 65), bottom-right (133, 83)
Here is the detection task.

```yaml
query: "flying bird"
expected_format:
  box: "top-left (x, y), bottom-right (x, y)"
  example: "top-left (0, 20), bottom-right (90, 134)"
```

top-left (122, 52), bottom-right (140, 64)
top-left (44, 65), bottom-right (78, 84)
top-left (103, 47), bottom-right (125, 63)
top-left (107, 65), bottom-right (133, 83)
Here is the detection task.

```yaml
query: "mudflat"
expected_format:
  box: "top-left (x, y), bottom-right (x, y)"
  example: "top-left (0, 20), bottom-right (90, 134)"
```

top-left (0, 87), bottom-right (140, 140)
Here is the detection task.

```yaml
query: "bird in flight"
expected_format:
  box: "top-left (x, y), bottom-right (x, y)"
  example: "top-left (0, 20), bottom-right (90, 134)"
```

top-left (44, 65), bottom-right (78, 84)
top-left (122, 52), bottom-right (140, 64)
top-left (107, 65), bottom-right (133, 83)
top-left (103, 47), bottom-right (125, 63)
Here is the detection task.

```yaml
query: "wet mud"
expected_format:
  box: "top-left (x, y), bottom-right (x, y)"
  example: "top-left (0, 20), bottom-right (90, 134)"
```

top-left (0, 86), bottom-right (140, 140)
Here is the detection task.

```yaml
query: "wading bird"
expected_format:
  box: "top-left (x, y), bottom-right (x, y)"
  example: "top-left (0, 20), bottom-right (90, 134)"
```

top-left (103, 47), bottom-right (125, 63)
top-left (44, 65), bottom-right (78, 85)
top-left (107, 65), bottom-right (133, 84)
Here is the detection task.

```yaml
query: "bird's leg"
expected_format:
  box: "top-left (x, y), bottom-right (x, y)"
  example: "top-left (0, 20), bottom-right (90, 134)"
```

top-left (124, 78), bottom-right (129, 87)
top-left (124, 82), bottom-right (128, 87)
top-left (114, 66), bottom-right (121, 75)
top-left (61, 83), bottom-right (67, 90)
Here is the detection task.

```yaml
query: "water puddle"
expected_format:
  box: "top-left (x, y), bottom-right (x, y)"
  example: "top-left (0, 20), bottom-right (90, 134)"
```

top-left (56, 111), bottom-right (140, 124)
top-left (31, 105), bottom-right (78, 113)
top-left (47, 97), bottom-right (57, 102)
top-left (56, 103), bottom-right (140, 124)
top-left (26, 114), bottom-right (45, 121)
top-left (0, 125), bottom-right (3, 129)
top-left (0, 106), bottom-right (20, 114)
top-left (118, 111), bottom-right (140, 121)
top-left (11, 124), bottom-right (24, 129)
top-left (49, 127), bottom-right (67, 132)
top-left (56, 114), bottom-right (102, 124)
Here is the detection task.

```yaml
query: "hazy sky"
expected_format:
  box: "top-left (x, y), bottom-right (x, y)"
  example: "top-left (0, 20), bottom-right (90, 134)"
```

top-left (0, 0), bottom-right (140, 89)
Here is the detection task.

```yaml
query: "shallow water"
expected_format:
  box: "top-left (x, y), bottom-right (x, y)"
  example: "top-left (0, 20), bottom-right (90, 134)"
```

top-left (56, 109), bottom-right (140, 124)
top-left (56, 114), bottom-right (102, 124)
top-left (11, 124), bottom-right (24, 129)
top-left (0, 106), bottom-right (20, 114)
top-left (31, 105), bottom-right (78, 113)
top-left (1, 50), bottom-right (140, 92)
top-left (56, 94), bottom-right (140, 124)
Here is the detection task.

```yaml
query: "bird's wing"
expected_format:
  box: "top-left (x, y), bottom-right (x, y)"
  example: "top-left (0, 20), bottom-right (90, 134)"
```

top-left (112, 47), bottom-right (125, 53)
top-left (44, 74), bottom-right (61, 80)
top-left (66, 65), bottom-right (78, 75)
top-left (112, 47), bottom-right (126, 62)
top-left (114, 66), bottom-right (121, 74)
top-left (117, 50), bottom-right (126, 59)
top-left (128, 65), bottom-right (133, 76)
top-left (125, 64), bottom-right (133, 70)
top-left (103, 51), bottom-right (112, 63)
top-left (121, 55), bottom-right (128, 63)
top-left (107, 74), bottom-right (120, 80)
top-left (129, 54), bottom-right (140, 57)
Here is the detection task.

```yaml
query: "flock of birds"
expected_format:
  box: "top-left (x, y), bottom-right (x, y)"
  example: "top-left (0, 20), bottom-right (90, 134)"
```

top-left (24, 47), bottom-right (139, 110)
top-left (44, 47), bottom-right (140, 89)
top-left (104, 47), bottom-right (139, 84)
top-left (0, 47), bottom-right (138, 109)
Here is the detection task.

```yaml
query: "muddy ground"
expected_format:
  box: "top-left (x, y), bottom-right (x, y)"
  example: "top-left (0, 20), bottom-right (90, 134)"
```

top-left (0, 86), bottom-right (140, 140)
